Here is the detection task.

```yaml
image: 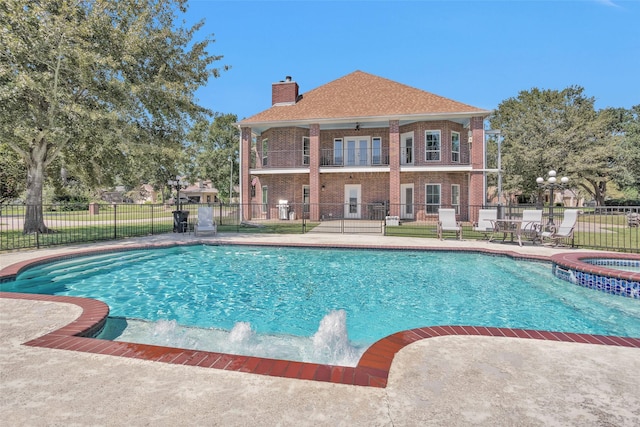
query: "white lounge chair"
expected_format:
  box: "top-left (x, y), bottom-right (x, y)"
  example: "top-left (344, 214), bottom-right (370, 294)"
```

top-left (473, 209), bottom-right (497, 239)
top-left (195, 206), bottom-right (217, 236)
top-left (520, 209), bottom-right (543, 243)
top-left (541, 209), bottom-right (578, 246)
top-left (437, 208), bottom-right (462, 240)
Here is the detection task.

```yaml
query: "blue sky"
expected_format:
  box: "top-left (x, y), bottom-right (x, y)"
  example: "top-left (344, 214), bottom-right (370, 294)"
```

top-left (184, 0), bottom-right (640, 120)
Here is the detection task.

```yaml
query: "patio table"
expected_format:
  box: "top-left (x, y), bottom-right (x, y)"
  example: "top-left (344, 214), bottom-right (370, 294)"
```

top-left (489, 219), bottom-right (538, 247)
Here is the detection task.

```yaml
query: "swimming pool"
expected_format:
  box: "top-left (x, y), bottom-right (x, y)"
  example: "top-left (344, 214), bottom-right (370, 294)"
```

top-left (2, 244), bottom-right (639, 365)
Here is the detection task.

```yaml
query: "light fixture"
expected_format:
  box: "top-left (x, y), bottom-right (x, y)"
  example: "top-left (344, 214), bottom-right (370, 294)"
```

top-left (321, 184), bottom-right (325, 191)
top-left (355, 123), bottom-right (360, 131)
top-left (536, 170), bottom-right (569, 229)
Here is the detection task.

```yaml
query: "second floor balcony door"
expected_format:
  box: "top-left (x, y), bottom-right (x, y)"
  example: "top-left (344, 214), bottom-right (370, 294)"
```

top-left (345, 137), bottom-right (370, 166)
top-left (401, 132), bottom-right (414, 165)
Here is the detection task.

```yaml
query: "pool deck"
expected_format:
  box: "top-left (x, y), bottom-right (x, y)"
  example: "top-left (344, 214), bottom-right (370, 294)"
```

top-left (1, 233), bottom-right (639, 426)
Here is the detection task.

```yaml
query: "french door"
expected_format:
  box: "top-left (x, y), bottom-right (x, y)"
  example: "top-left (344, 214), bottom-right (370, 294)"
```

top-left (345, 137), bottom-right (370, 166)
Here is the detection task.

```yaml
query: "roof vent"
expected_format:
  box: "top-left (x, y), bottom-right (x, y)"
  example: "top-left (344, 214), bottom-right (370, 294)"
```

top-left (285, 76), bottom-right (292, 82)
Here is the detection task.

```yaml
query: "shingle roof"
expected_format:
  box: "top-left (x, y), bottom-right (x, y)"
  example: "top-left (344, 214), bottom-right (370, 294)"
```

top-left (239, 70), bottom-right (489, 125)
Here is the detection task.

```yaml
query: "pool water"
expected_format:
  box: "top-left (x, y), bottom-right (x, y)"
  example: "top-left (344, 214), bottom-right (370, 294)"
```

top-left (3, 245), bottom-right (640, 365)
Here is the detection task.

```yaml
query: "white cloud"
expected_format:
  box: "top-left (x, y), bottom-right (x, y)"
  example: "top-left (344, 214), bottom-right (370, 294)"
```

top-left (594, 0), bottom-right (621, 7)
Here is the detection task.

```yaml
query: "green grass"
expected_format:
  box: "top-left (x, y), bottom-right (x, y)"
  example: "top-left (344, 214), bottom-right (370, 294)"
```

top-left (0, 222), bottom-right (174, 250)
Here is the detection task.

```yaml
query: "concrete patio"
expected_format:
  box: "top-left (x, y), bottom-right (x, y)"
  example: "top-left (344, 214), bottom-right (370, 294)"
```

top-left (1, 233), bottom-right (639, 426)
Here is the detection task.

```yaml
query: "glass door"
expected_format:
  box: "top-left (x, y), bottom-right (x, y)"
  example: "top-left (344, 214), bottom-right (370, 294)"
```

top-left (344, 184), bottom-right (361, 218)
top-left (401, 132), bottom-right (414, 165)
top-left (345, 137), bottom-right (370, 166)
top-left (401, 183), bottom-right (414, 219)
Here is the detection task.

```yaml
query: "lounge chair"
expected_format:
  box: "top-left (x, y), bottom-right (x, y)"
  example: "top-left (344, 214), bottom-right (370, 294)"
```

top-left (473, 209), bottom-right (497, 239)
top-left (541, 209), bottom-right (578, 247)
top-left (195, 206), bottom-right (217, 236)
top-left (520, 209), bottom-right (543, 243)
top-left (437, 208), bottom-right (462, 240)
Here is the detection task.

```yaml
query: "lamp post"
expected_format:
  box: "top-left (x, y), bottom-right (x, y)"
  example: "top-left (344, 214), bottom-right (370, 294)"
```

top-left (167, 175), bottom-right (188, 211)
top-left (536, 170), bottom-right (568, 230)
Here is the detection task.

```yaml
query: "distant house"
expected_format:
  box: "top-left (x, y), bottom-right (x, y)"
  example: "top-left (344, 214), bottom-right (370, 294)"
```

top-left (237, 71), bottom-right (491, 222)
top-left (182, 180), bottom-right (218, 204)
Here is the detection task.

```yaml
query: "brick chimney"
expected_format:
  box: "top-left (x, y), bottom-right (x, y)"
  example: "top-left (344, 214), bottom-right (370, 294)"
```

top-left (272, 75), bottom-right (299, 106)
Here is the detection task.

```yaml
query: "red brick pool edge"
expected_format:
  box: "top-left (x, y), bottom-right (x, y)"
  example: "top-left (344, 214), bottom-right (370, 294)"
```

top-left (2, 242), bottom-right (639, 388)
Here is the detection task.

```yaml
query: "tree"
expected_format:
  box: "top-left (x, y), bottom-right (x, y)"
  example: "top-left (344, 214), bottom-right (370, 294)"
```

top-left (0, 0), bottom-right (228, 233)
top-left (490, 87), bottom-right (631, 205)
top-left (0, 143), bottom-right (26, 204)
top-left (614, 105), bottom-right (640, 198)
top-left (186, 113), bottom-right (239, 201)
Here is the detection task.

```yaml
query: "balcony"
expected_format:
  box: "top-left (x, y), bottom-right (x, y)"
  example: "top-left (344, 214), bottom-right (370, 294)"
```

top-left (250, 148), bottom-right (391, 170)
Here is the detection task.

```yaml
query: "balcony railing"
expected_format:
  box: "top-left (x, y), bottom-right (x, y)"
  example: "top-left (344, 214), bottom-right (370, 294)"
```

top-left (250, 147), bottom-right (475, 169)
top-left (319, 148), bottom-right (390, 167)
top-left (250, 148), bottom-right (391, 169)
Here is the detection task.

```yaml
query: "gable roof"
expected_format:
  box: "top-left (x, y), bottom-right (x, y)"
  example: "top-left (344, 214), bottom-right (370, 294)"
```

top-left (238, 70), bottom-right (490, 127)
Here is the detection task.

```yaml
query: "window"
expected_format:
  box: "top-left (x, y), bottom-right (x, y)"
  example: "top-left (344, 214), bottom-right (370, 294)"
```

top-left (401, 132), bottom-right (413, 165)
top-left (302, 136), bottom-right (310, 165)
top-left (261, 186), bottom-right (268, 213)
top-left (451, 131), bottom-right (460, 162)
top-left (303, 185), bottom-right (310, 213)
top-left (425, 184), bottom-right (441, 214)
top-left (425, 130), bottom-right (441, 161)
top-left (372, 137), bottom-right (382, 165)
top-left (333, 138), bottom-right (343, 166)
top-left (451, 184), bottom-right (460, 213)
top-left (262, 138), bottom-right (268, 166)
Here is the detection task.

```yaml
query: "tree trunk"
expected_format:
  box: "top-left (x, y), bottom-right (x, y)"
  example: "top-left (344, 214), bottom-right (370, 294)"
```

top-left (23, 142), bottom-right (53, 234)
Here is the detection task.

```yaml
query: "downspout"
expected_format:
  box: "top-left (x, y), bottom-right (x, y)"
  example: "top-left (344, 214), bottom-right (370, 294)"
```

top-left (237, 125), bottom-right (243, 222)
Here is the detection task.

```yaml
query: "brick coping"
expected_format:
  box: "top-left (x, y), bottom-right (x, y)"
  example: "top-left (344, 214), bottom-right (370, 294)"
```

top-left (2, 242), bottom-right (639, 388)
top-left (551, 252), bottom-right (640, 283)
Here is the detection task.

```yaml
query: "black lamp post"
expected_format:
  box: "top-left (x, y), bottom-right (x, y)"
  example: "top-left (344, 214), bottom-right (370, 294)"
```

top-left (167, 176), bottom-right (188, 210)
top-left (536, 170), bottom-right (568, 230)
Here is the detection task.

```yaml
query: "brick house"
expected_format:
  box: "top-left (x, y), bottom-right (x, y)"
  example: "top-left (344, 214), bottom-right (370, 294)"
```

top-left (237, 71), bottom-right (491, 222)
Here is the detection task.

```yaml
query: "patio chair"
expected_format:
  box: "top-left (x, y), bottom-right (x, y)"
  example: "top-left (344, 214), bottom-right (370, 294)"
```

top-left (195, 206), bottom-right (217, 236)
top-left (473, 209), bottom-right (497, 239)
top-left (437, 208), bottom-right (462, 240)
top-left (541, 209), bottom-right (579, 247)
top-left (520, 209), bottom-right (543, 243)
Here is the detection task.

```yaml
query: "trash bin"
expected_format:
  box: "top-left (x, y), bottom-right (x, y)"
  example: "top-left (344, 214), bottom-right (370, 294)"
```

top-left (172, 210), bottom-right (189, 233)
top-left (289, 211), bottom-right (296, 221)
top-left (89, 203), bottom-right (99, 215)
top-left (277, 200), bottom-right (289, 220)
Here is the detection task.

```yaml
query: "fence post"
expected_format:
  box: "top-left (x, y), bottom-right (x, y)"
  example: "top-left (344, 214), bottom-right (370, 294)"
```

top-left (150, 204), bottom-right (154, 235)
top-left (113, 203), bottom-right (117, 239)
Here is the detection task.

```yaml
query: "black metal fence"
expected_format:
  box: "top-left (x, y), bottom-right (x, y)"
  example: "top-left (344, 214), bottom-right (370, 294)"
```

top-left (1, 202), bottom-right (638, 253)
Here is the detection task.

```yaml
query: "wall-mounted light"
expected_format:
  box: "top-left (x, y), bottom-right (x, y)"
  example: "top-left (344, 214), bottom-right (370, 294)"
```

top-left (355, 123), bottom-right (360, 131)
top-left (321, 184), bottom-right (325, 191)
